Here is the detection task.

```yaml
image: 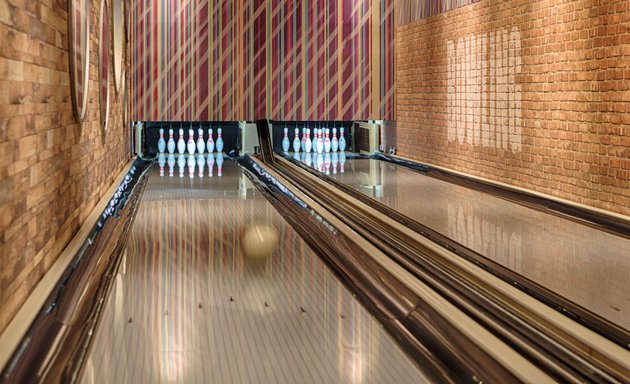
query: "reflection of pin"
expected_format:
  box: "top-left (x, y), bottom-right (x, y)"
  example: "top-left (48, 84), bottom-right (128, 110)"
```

top-left (316, 153), bottom-right (324, 173)
top-left (324, 153), bottom-right (331, 175)
top-left (177, 128), bottom-right (186, 154)
top-left (196, 127), bottom-right (205, 154)
top-left (167, 154), bottom-right (175, 177)
top-left (207, 128), bottom-right (215, 153)
top-left (216, 128), bottom-right (224, 153)
top-left (187, 129), bottom-right (196, 155)
top-left (331, 128), bottom-right (338, 152)
top-left (187, 154), bottom-right (196, 179)
top-left (293, 152), bottom-right (301, 161)
top-left (157, 128), bottom-right (166, 153)
top-left (332, 152), bottom-right (338, 174)
top-left (196, 154), bottom-right (205, 177)
top-left (339, 152), bottom-right (346, 173)
top-left (158, 153), bottom-right (166, 176)
top-left (207, 153), bottom-right (215, 177)
top-left (167, 128), bottom-right (175, 154)
top-left (216, 153), bottom-right (224, 177)
top-left (177, 154), bottom-right (186, 177)
top-left (304, 153), bottom-right (312, 167)
top-left (292, 128), bottom-right (300, 153)
top-left (282, 127), bottom-right (290, 152)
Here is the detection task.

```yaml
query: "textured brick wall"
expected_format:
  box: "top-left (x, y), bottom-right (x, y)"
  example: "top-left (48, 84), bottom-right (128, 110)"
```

top-left (0, 0), bottom-right (130, 333)
top-left (396, 0), bottom-right (630, 215)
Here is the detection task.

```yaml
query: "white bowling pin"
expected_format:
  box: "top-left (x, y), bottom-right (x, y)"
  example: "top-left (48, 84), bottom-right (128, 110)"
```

top-left (323, 128), bottom-right (331, 153)
top-left (167, 128), bottom-right (176, 154)
top-left (304, 129), bottom-right (312, 153)
top-left (196, 154), bottom-right (205, 177)
top-left (177, 128), bottom-right (186, 154)
top-left (301, 127), bottom-right (306, 152)
top-left (339, 127), bottom-right (346, 152)
top-left (167, 154), bottom-right (175, 177)
top-left (216, 128), bottom-right (224, 153)
top-left (207, 153), bottom-right (215, 177)
top-left (177, 154), bottom-right (186, 177)
top-left (331, 128), bottom-right (338, 152)
top-left (316, 129), bottom-right (324, 154)
top-left (292, 128), bottom-right (300, 152)
top-left (207, 128), bottom-right (215, 153)
top-left (158, 153), bottom-right (166, 176)
top-left (157, 128), bottom-right (166, 153)
top-left (282, 127), bottom-right (290, 152)
top-left (216, 153), bottom-right (224, 177)
top-left (197, 127), bottom-right (205, 154)
top-left (187, 129), bottom-right (196, 155)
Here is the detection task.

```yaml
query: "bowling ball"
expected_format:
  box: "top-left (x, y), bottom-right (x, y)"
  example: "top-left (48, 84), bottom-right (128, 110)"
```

top-left (241, 223), bottom-right (279, 260)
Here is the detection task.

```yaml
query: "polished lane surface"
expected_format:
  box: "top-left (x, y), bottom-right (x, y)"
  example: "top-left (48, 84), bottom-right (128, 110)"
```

top-left (296, 154), bottom-right (630, 331)
top-left (81, 156), bottom-right (427, 384)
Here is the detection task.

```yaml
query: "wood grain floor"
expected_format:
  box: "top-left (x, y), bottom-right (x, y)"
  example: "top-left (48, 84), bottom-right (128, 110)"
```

top-left (80, 159), bottom-right (427, 384)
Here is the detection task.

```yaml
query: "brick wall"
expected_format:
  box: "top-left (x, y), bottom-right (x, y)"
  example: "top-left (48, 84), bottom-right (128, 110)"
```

top-left (0, 0), bottom-right (130, 333)
top-left (396, 0), bottom-right (630, 215)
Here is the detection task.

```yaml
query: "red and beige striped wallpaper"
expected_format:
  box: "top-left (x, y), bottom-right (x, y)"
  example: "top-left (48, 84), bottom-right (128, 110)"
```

top-left (131, 0), bottom-right (395, 121)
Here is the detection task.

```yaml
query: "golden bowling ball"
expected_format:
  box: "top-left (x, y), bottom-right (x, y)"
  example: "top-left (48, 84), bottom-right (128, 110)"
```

top-left (241, 223), bottom-right (279, 259)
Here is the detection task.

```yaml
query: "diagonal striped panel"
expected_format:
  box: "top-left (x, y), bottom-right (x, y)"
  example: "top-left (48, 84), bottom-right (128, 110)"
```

top-left (395, 0), bottom-right (480, 26)
top-left (131, 0), bottom-right (395, 121)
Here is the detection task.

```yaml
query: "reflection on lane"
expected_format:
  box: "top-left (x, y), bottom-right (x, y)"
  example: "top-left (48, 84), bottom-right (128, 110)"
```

top-left (293, 155), bottom-right (630, 331)
top-left (81, 160), bottom-right (426, 384)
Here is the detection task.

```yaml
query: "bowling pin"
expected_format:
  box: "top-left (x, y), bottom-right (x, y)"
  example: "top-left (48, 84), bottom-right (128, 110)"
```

top-left (323, 128), bottom-right (331, 153)
top-left (158, 153), bottom-right (166, 176)
top-left (292, 128), bottom-right (300, 153)
top-left (196, 154), bottom-right (205, 177)
top-left (207, 153), bottom-right (215, 177)
top-left (216, 153), bottom-right (224, 177)
top-left (304, 129), bottom-right (312, 153)
top-left (177, 154), bottom-right (186, 177)
top-left (197, 127), bottom-right (205, 154)
top-left (331, 128), bottom-right (338, 152)
top-left (316, 129), bottom-right (324, 154)
top-left (338, 127), bottom-right (346, 152)
top-left (167, 128), bottom-right (176, 154)
top-left (157, 128), bottom-right (166, 153)
top-left (207, 128), bottom-right (215, 153)
top-left (301, 127), bottom-right (306, 152)
top-left (187, 154), bottom-right (196, 179)
top-left (216, 128), bottom-right (224, 153)
top-left (167, 154), bottom-right (175, 177)
top-left (281, 127), bottom-right (290, 152)
top-left (187, 129), bottom-right (196, 155)
top-left (177, 128), bottom-right (186, 154)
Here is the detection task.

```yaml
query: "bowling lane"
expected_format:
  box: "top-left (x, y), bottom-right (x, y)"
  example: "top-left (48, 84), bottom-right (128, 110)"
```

top-left (80, 157), bottom-right (427, 384)
top-left (297, 155), bottom-right (630, 332)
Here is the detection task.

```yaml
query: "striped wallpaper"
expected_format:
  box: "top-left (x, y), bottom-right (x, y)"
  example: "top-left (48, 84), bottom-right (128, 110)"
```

top-left (131, 0), bottom-right (395, 121)
top-left (395, 0), bottom-right (479, 25)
